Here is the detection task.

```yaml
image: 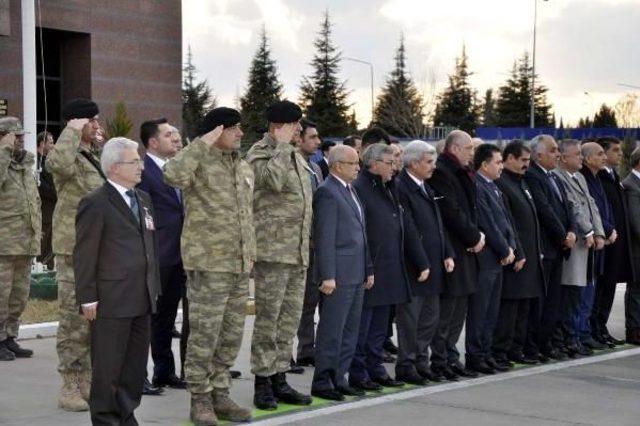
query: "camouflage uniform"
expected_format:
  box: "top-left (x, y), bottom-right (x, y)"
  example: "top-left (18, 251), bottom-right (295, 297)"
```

top-left (164, 138), bottom-right (255, 394)
top-left (245, 134), bottom-right (313, 377)
top-left (46, 126), bottom-right (104, 374)
top-left (0, 145), bottom-right (41, 341)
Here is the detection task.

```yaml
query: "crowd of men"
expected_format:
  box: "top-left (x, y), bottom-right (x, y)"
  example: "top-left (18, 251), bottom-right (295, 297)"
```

top-left (1, 96), bottom-right (640, 426)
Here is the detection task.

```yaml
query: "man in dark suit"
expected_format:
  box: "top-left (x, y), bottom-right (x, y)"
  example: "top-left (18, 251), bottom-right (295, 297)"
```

top-left (524, 135), bottom-right (576, 361)
top-left (311, 145), bottom-right (374, 401)
top-left (137, 118), bottom-right (186, 391)
top-left (493, 141), bottom-right (545, 365)
top-left (622, 147), bottom-right (640, 345)
top-left (349, 143), bottom-right (414, 390)
top-left (395, 141), bottom-right (455, 384)
top-left (593, 136), bottom-right (635, 345)
top-left (36, 131), bottom-right (57, 270)
top-left (74, 137), bottom-right (160, 425)
top-left (429, 130), bottom-right (485, 380)
top-left (467, 144), bottom-right (516, 374)
top-left (316, 140), bottom-right (335, 179)
top-left (293, 119), bottom-right (324, 368)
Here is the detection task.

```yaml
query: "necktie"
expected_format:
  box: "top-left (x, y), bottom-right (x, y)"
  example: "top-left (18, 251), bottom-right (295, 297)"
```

top-left (174, 187), bottom-right (182, 204)
top-left (548, 173), bottom-right (562, 200)
top-left (125, 189), bottom-right (140, 224)
top-left (419, 182), bottom-right (429, 198)
top-left (347, 184), bottom-right (363, 220)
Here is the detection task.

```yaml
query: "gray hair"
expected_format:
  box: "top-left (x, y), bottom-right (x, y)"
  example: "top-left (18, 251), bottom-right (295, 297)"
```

top-left (444, 130), bottom-right (471, 151)
top-left (403, 140), bottom-right (436, 167)
top-left (557, 138), bottom-right (581, 154)
top-left (529, 134), bottom-right (554, 156)
top-left (327, 144), bottom-right (357, 167)
top-left (631, 146), bottom-right (640, 169)
top-left (101, 137), bottom-right (139, 175)
top-left (362, 143), bottom-right (394, 168)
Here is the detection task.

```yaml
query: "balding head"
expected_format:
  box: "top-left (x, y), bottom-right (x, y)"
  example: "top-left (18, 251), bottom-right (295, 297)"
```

top-left (444, 130), bottom-right (474, 166)
top-left (328, 144), bottom-right (360, 183)
top-left (582, 141), bottom-right (607, 173)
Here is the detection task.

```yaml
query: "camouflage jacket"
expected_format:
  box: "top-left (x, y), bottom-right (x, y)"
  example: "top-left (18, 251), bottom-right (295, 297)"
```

top-left (0, 146), bottom-right (41, 255)
top-left (163, 138), bottom-right (255, 273)
top-left (245, 134), bottom-right (313, 266)
top-left (46, 126), bottom-right (105, 255)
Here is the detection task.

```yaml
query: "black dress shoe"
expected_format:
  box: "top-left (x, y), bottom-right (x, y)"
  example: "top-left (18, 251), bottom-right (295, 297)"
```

top-left (382, 351), bottom-right (396, 363)
top-left (143, 378), bottom-right (164, 396)
top-left (372, 376), bottom-right (404, 387)
top-left (432, 366), bottom-right (458, 381)
top-left (508, 353), bottom-right (539, 365)
top-left (466, 361), bottom-right (495, 375)
top-left (581, 337), bottom-right (606, 350)
top-left (544, 348), bottom-right (567, 361)
top-left (230, 370), bottom-right (241, 379)
top-left (536, 352), bottom-right (550, 363)
top-left (337, 385), bottom-right (365, 396)
top-left (171, 327), bottom-right (181, 338)
top-left (153, 374), bottom-right (186, 389)
top-left (626, 330), bottom-right (640, 345)
top-left (312, 388), bottom-right (345, 401)
top-left (603, 333), bottom-right (625, 346)
top-left (295, 356), bottom-right (315, 367)
top-left (417, 368), bottom-right (444, 382)
top-left (383, 339), bottom-right (399, 355)
top-left (594, 334), bottom-right (616, 348)
top-left (450, 362), bottom-right (479, 378)
top-left (396, 371), bottom-right (429, 386)
top-left (486, 358), bottom-right (510, 372)
top-left (350, 379), bottom-right (383, 392)
top-left (288, 358), bottom-right (305, 375)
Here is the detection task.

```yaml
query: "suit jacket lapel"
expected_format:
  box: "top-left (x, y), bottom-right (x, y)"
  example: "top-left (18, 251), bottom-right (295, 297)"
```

top-left (106, 183), bottom-right (140, 230)
top-left (146, 155), bottom-right (182, 206)
top-left (330, 175), bottom-right (363, 224)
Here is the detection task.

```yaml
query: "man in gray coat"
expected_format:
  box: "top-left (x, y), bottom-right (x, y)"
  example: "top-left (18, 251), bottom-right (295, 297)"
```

top-left (552, 139), bottom-right (605, 357)
top-left (622, 147), bottom-right (640, 345)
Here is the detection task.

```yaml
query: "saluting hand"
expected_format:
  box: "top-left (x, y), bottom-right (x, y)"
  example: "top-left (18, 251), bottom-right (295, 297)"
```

top-left (201, 125), bottom-right (224, 147)
top-left (67, 118), bottom-right (89, 131)
top-left (273, 123), bottom-right (295, 144)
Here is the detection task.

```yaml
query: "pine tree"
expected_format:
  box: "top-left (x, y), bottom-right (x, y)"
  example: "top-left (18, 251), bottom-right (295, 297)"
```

top-left (299, 11), bottom-right (355, 137)
top-left (592, 103), bottom-right (618, 128)
top-left (481, 89), bottom-right (497, 127)
top-left (495, 52), bottom-right (553, 127)
top-left (239, 28), bottom-right (284, 150)
top-left (432, 45), bottom-right (480, 133)
top-left (105, 101), bottom-right (133, 138)
top-left (372, 35), bottom-right (425, 138)
top-left (182, 45), bottom-right (215, 141)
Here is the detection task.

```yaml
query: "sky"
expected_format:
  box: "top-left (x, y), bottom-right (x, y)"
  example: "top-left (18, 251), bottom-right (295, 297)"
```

top-left (182, 0), bottom-right (640, 128)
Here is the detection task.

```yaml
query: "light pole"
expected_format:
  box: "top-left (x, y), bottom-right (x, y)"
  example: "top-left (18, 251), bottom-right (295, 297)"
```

top-left (531, 0), bottom-right (548, 129)
top-left (344, 57), bottom-right (374, 125)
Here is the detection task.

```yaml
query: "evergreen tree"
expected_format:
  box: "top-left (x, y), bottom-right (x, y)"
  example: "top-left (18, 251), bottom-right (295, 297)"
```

top-left (299, 11), bottom-right (355, 137)
top-left (105, 101), bottom-right (133, 138)
top-left (578, 116), bottom-right (593, 128)
top-left (372, 35), bottom-right (425, 138)
top-left (481, 89), bottom-right (497, 127)
top-left (239, 28), bottom-right (284, 150)
top-left (182, 45), bottom-right (215, 141)
top-left (593, 103), bottom-right (618, 128)
top-left (432, 45), bottom-right (480, 133)
top-left (495, 52), bottom-right (553, 127)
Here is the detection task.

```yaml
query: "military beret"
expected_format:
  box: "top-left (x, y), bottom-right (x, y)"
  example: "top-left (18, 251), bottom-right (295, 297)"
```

top-left (199, 107), bottom-right (241, 135)
top-left (62, 98), bottom-right (99, 121)
top-left (0, 117), bottom-right (26, 135)
top-left (265, 100), bottom-right (302, 124)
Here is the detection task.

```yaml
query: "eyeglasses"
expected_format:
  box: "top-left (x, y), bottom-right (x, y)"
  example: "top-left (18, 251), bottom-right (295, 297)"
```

top-left (377, 159), bottom-right (394, 166)
top-left (117, 159), bottom-right (143, 166)
top-left (338, 161), bottom-right (360, 166)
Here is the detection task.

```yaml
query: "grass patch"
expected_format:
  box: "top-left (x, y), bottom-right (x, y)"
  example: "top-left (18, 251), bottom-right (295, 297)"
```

top-left (21, 299), bottom-right (58, 324)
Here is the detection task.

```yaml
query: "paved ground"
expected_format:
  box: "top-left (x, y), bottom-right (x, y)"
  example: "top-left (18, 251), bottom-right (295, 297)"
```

top-left (1, 286), bottom-right (638, 426)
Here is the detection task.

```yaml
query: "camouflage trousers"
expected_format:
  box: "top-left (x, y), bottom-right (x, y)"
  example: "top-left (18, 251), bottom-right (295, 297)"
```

top-left (185, 270), bottom-right (249, 394)
top-left (55, 255), bottom-right (91, 374)
top-left (250, 262), bottom-right (306, 377)
top-left (0, 256), bottom-right (32, 341)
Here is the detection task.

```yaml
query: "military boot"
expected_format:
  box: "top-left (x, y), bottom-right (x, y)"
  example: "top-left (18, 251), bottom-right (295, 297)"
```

top-left (58, 373), bottom-right (89, 412)
top-left (3, 337), bottom-right (33, 358)
top-left (0, 340), bottom-right (15, 361)
top-left (212, 389), bottom-right (252, 422)
top-left (253, 375), bottom-right (277, 410)
top-left (271, 372), bottom-right (312, 405)
top-left (77, 370), bottom-right (91, 402)
top-left (190, 393), bottom-right (218, 426)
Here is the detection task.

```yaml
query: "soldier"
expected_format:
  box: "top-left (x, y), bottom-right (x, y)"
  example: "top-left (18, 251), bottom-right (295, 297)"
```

top-left (0, 117), bottom-right (41, 361)
top-left (46, 98), bottom-right (104, 412)
top-left (246, 100), bottom-right (313, 410)
top-left (164, 108), bottom-right (255, 426)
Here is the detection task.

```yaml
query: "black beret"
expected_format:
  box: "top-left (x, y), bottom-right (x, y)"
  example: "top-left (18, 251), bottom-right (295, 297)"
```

top-left (265, 100), bottom-right (302, 124)
top-left (62, 98), bottom-right (99, 121)
top-left (199, 107), bottom-right (241, 135)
